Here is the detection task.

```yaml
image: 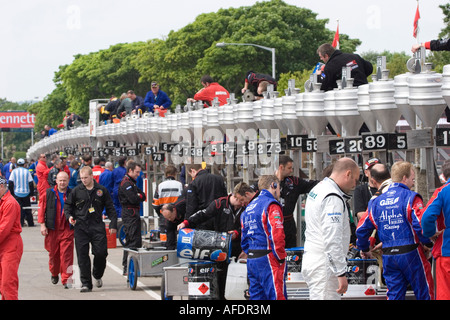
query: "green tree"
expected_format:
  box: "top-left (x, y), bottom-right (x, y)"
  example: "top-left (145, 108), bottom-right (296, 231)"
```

top-left (361, 50), bottom-right (410, 79)
top-left (277, 69), bottom-right (314, 95)
top-left (134, 0), bottom-right (361, 106)
top-left (28, 69), bottom-right (68, 134)
top-left (60, 42), bottom-right (150, 118)
top-left (34, 0), bottom-right (362, 120)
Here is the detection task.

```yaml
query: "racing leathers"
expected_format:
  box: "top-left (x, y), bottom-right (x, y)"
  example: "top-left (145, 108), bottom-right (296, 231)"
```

top-left (241, 189), bottom-right (287, 300)
top-left (301, 177), bottom-right (351, 300)
top-left (119, 174), bottom-right (146, 270)
top-left (356, 182), bottom-right (434, 300)
top-left (421, 179), bottom-right (450, 299)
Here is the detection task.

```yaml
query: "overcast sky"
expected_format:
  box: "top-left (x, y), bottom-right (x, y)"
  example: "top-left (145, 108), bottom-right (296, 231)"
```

top-left (0, 0), bottom-right (447, 102)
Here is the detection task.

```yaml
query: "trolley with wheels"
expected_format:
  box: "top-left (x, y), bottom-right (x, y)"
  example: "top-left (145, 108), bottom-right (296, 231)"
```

top-left (125, 247), bottom-right (178, 290)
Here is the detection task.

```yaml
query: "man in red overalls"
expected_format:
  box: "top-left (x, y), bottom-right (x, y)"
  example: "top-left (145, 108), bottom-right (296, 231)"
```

top-left (0, 176), bottom-right (23, 300)
top-left (36, 153), bottom-right (50, 199)
top-left (38, 171), bottom-right (74, 288)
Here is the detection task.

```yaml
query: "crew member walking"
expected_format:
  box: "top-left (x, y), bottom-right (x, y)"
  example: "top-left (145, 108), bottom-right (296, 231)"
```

top-left (0, 176), bottom-right (23, 300)
top-left (38, 171), bottom-right (74, 288)
top-left (64, 166), bottom-right (117, 293)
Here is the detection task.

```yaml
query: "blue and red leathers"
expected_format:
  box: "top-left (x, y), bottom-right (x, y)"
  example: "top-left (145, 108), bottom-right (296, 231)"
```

top-left (421, 179), bottom-right (450, 299)
top-left (241, 189), bottom-right (287, 300)
top-left (356, 183), bottom-right (434, 300)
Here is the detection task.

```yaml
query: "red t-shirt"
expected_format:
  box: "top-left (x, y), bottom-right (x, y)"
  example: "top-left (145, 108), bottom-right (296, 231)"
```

top-left (194, 82), bottom-right (230, 107)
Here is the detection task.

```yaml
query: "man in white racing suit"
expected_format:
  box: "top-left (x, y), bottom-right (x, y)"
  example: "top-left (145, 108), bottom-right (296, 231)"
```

top-left (302, 158), bottom-right (360, 300)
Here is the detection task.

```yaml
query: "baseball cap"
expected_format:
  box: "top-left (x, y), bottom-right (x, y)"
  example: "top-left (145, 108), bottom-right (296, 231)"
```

top-left (0, 176), bottom-right (7, 185)
top-left (17, 158), bottom-right (25, 165)
top-left (364, 158), bottom-right (380, 171)
top-left (151, 81), bottom-right (159, 87)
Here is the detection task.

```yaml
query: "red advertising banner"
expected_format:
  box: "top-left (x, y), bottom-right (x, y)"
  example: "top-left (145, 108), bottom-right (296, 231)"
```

top-left (0, 112), bottom-right (36, 129)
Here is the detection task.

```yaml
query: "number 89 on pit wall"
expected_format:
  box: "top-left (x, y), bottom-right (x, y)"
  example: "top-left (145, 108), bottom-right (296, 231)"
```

top-left (329, 133), bottom-right (408, 155)
top-left (361, 133), bottom-right (407, 151)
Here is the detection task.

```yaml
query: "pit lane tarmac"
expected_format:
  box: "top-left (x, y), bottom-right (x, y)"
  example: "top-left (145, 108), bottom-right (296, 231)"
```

top-left (17, 225), bottom-right (163, 300)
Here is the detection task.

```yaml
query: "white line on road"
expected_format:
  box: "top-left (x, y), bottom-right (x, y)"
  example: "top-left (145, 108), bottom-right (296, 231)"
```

top-left (107, 261), bottom-right (161, 300)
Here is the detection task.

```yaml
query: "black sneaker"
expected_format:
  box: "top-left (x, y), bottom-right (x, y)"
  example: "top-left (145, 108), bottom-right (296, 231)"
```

top-left (51, 276), bottom-right (59, 285)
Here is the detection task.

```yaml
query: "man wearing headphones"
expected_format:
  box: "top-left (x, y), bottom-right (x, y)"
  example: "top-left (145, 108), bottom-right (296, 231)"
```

top-left (240, 175), bottom-right (287, 300)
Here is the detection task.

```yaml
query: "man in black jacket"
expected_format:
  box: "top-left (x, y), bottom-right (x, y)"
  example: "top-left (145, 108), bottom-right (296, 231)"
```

top-left (64, 166), bottom-right (117, 293)
top-left (185, 164), bottom-right (227, 230)
top-left (411, 37), bottom-right (450, 122)
top-left (38, 171), bottom-right (73, 288)
top-left (47, 158), bottom-right (62, 188)
top-left (178, 193), bottom-right (244, 299)
top-left (241, 70), bottom-right (277, 99)
top-left (275, 155), bottom-right (319, 248)
top-left (118, 162), bottom-right (146, 274)
top-left (178, 193), bottom-right (243, 258)
top-left (316, 43), bottom-right (373, 92)
top-left (412, 38), bottom-right (450, 52)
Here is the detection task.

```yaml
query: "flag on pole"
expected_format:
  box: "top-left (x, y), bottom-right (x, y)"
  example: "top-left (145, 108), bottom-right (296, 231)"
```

top-left (413, 2), bottom-right (420, 38)
top-left (332, 20), bottom-right (339, 49)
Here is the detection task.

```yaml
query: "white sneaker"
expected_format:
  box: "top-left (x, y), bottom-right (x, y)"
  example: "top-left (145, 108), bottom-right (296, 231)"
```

top-left (94, 278), bottom-right (103, 288)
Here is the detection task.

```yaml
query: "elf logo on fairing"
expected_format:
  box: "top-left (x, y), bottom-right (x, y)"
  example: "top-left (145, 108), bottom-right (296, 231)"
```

top-left (179, 248), bottom-right (228, 262)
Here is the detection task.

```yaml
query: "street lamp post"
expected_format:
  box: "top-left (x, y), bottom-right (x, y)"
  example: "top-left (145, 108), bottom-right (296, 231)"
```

top-left (216, 42), bottom-right (276, 79)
